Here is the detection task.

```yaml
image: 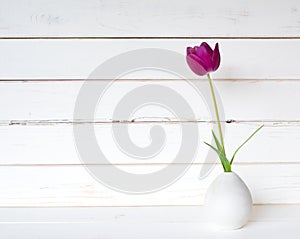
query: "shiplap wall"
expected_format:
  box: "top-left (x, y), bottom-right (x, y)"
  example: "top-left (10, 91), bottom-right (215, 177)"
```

top-left (0, 0), bottom-right (300, 207)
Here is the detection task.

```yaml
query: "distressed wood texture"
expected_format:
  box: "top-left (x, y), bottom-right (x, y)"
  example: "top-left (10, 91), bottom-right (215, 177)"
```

top-left (0, 0), bottom-right (300, 37)
top-left (1, 2), bottom-right (300, 237)
top-left (0, 206), bottom-right (300, 238)
top-left (1, 219), bottom-right (300, 239)
top-left (0, 40), bottom-right (299, 206)
top-left (0, 0), bottom-right (300, 209)
top-left (0, 205), bottom-right (299, 222)
top-left (0, 80), bottom-right (299, 121)
top-left (0, 123), bottom-right (298, 165)
top-left (0, 164), bottom-right (299, 206)
top-left (1, 39), bottom-right (300, 79)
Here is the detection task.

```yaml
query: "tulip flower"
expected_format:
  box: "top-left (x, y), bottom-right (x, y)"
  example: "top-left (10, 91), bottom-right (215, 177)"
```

top-left (186, 42), bottom-right (220, 76)
top-left (185, 42), bottom-right (263, 172)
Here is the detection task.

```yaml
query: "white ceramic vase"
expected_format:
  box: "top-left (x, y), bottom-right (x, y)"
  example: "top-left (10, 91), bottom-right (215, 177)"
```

top-left (205, 172), bottom-right (252, 230)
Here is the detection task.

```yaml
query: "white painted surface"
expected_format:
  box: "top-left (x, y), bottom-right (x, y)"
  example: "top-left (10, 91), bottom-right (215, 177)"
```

top-left (1, 39), bottom-right (300, 79)
top-left (0, 123), bottom-right (298, 165)
top-left (0, 164), bottom-right (298, 206)
top-left (0, 0), bottom-right (300, 235)
top-left (0, 80), bottom-right (299, 121)
top-left (0, 206), bottom-right (299, 238)
top-left (0, 0), bottom-right (300, 37)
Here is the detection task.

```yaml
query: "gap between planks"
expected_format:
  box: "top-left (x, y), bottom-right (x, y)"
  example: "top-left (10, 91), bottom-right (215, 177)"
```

top-left (1, 78), bottom-right (300, 82)
top-left (1, 37), bottom-right (300, 40)
top-left (1, 119), bottom-right (300, 126)
top-left (0, 203), bottom-right (298, 208)
top-left (0, 162), bottom-right (299, 167)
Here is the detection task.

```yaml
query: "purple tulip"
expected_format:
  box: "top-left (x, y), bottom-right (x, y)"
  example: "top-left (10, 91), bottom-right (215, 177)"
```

top-left (186, 42), bottom-right (220, 76)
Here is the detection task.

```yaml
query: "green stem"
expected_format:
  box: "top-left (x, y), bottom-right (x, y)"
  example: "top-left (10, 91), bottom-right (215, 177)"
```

top-left (207, 73), bottom-right (225, 155)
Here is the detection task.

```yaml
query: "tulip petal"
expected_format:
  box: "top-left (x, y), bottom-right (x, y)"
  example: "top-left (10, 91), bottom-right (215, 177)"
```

top-left (188, 53), bottom-right (209, 70)
top-left (187, 47), bottom-right (194, 55)
top-left (196, 42), bottom-right (214, 71)
top-left (187, 46), bottom-right (200, 55)
top-left (200, 42), bottom-right (213, 56)
top-left (186, 54), bottom-right (208, 76)
top-left (212, 43), bottom-right (221, 71)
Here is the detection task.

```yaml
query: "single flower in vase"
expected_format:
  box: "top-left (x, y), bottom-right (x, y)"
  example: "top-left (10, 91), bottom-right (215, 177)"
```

top-left (186, 42), bottom-right (263, 230)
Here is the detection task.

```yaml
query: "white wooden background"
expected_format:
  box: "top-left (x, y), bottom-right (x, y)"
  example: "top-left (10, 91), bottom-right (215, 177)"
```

top-left (0, 0), bottom-right (300, 237)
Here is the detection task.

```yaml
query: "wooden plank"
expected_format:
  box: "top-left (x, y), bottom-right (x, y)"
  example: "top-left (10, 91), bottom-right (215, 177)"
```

top-left (0, 0), bottom-right (300, 37)
top-left (0, 206), bottom-right (299, 239)
top-left (0, 205), bottom-right (299, 222)
top-left (0, 81), bottom-right (299, 121)
top-left (1, 219), bottom-right (300, 239)
top-left (0, 123), bottom-right (297, 165)
top-left (0, 164), bottom-right (298, 206)
top-left (0, 39), bottom-right (300, 79)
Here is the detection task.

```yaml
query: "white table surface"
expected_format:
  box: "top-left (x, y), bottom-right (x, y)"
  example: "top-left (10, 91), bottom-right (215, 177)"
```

top-left (0, 205), bottom-right (299, 239)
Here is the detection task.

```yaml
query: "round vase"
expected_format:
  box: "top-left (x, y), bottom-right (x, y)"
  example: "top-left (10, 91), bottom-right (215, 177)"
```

top-left (204, 172), bottom-right (252, 230)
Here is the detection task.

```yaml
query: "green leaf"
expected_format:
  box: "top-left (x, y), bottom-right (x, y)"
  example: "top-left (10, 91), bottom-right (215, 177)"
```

top-left (204, 141), bottom-right (231, 172)
top-left (211, 130), bottom-right (225, 155)
top-left (230, 125), bottom-right (264, 165)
